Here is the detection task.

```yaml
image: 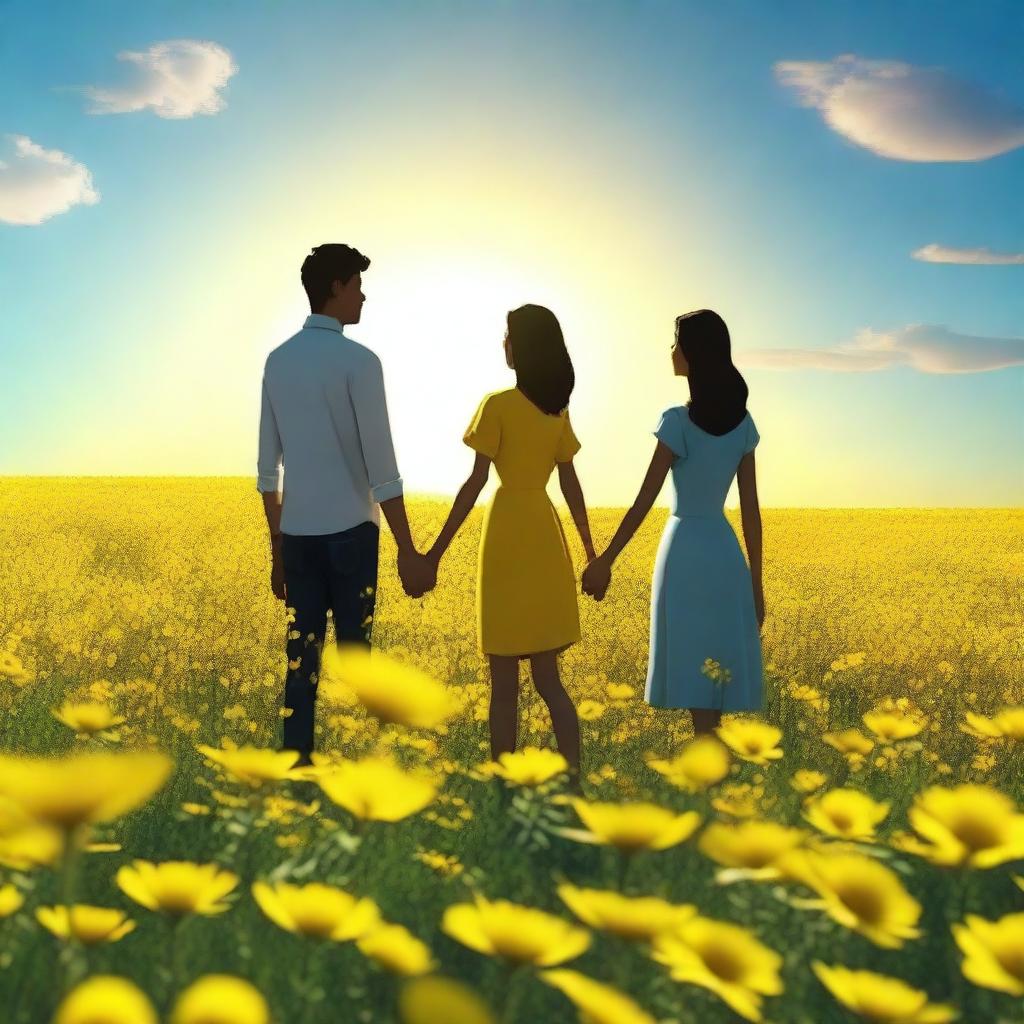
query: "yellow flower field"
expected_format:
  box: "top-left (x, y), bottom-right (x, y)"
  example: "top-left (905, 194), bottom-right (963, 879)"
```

top-left (0, 478), bottom-right (1022, 1023)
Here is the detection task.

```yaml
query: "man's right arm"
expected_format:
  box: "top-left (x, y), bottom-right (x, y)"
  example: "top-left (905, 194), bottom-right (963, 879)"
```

top-left (350, 353), bottom-right (434, 596)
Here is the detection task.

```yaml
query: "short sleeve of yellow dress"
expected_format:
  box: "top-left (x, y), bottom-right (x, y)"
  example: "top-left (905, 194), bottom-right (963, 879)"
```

top-left (554, 410), bottom-right (581, 462)
top-left (466, 388), bottom-right (581, 658)
top-left (463, 393), bottom-right (502, 458)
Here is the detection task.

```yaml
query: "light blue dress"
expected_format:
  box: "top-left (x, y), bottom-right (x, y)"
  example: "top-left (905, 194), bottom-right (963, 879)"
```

top-left (644, 405), bottom-right (764, 711)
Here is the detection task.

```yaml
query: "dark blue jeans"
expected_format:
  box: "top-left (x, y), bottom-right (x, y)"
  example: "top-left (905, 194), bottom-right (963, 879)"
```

top-left (280, 520), bottom-right (379, 755)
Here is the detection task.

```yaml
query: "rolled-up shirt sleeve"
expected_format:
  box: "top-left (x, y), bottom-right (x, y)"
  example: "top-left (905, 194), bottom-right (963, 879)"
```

top-left (256, 374), bottom-right (284, 493)
top-left (351, 352), bottom-right (404, 504)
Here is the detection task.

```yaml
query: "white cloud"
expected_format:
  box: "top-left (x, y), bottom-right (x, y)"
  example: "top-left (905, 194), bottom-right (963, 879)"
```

top-left (913, 243), bottom-right (1024, 265)
top-left (774, 54), bottom-right (1024, 161)
top-left (738, 324), bottom-right (1024, 373)
top-left (0, 135), bottom-right (99, 226)
top-left (80, 39), bottom-right (237, 119)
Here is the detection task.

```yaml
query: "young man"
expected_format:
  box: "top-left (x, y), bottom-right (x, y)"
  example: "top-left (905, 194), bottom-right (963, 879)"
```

top-left (256, 243), bottom-right (435, 764)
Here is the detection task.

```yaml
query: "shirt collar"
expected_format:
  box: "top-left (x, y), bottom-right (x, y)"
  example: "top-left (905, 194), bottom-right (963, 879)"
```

top-left (303, 313), bottom-right (344, 334)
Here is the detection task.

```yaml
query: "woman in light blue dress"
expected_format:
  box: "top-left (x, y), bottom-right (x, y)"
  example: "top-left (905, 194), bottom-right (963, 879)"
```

top-left (582, 309), bottom-right (764, 735)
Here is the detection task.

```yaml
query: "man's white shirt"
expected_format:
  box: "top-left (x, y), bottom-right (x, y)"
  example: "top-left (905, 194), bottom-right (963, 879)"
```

top-left (256, 313), bottom-right (403, 535)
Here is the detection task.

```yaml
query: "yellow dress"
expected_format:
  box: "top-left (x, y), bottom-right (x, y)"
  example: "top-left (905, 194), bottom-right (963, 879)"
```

top-left (463, 387), bottom-right (582, 657)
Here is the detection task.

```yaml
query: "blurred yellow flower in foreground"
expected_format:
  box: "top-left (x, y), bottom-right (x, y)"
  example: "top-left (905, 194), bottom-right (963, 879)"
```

top-left (777, 849), bottom-right (922, 949)
top-left (321, 643), bottom-right (455, 730)
top-left (862, 708), bottom-right (926, 743)
top-left (822, 729), bottom-right (875, 761)
top-left (0, 883), bottom-right (24, 916)
top-left (52, 700), bottom-right (125, 736)
top-left (54, 976), bottom-right (157, 1024)
top-left (895, 784), bottom-right (1024, 868)
top-left (0, 651), bottom-right (34, 686)
top-left (398, 975), bottom-right (495, 1024)
top-left (36, 904), bottom-right (135, 944)
top-left (251, 880), bottom-right (380, 941)
top-left (541, 968), bottom-right (656, 1024)
top-left (357, 922), bottom-right (437, 975)
top-left (646, 735), bottom-right (731, 792)
top-left (715, 719), bottom-right (784, 765)
top-left (170, 974), bottom-right (270, 1024)
top-left (802, 788), bottom-right (891, 842)
top-left (952, 911), bottom-right (1024, 996)
top-left (651, 916), bottom-right (783, 1022)
top-left (960, 706), bottom-right (1024, 740)
top-left (117, 860), bottom-right (239, 916)
top-left (789, 770), bottom-right (828, 794)
top-left (196, 745), bottom-right (302, 788)
top-left (566, 799), bottom-right (701, 852)
top-left (442, 895), bottom-right (590, 967)
top-left (811, 961), bottom-right (957, 1022)
top-left (698, 820), bottom-right (807, 883)
top-left (0, 750), bottom-right (171, 830)
top-left (479, 747), bottom-right (568, 786)
top-left (318, 753), bottom-right (439, 822)
top-left (556, 883), bottom-right (696, 942)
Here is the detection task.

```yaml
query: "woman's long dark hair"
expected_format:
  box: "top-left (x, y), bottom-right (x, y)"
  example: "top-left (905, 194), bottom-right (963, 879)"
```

top-left (676, 309), bottom-right (749, 435)
top-left (507, 304), bottom-right (574, 414)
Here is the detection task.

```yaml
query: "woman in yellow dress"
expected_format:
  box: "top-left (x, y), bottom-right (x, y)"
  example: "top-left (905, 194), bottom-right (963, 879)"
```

top-left (426, 304), bottom-right (596, 779)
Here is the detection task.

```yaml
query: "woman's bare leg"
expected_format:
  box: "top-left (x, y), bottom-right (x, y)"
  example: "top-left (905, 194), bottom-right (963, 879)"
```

top-left (487, 655), bottom-right (520, 759)
top-left (690, 708), bottom-right (723, 736)
top-left (528, 651), bottom-right (581, 771)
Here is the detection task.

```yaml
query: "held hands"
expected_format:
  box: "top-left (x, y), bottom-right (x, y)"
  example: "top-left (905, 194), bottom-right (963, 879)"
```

top-left (398, 545), bottom-right (437, 599)
top-left (581, 552), bottom-right (612, 601)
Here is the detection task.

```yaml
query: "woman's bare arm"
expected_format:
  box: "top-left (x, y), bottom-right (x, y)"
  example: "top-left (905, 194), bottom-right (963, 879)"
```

top-left (557, 460), bottom-right (596, 562)
top-left (603, 442), bottom-right (675, 563)
top-left (582, 442), bottom-right (674, 598)
top-left (426, 453), bottom-right (491, 568)
top-left (737, 450), bottom-right (764, 625)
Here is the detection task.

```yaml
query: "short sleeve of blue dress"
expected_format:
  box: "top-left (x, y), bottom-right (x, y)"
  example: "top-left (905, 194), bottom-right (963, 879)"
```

top-left (743, 415), bottom-right (760, 455)
top-left (653, 407), bottom-right (687, 459)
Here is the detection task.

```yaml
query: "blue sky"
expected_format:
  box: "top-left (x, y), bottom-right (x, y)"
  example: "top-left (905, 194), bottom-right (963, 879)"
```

top-left (1, 0), bottom-right (1021, 506)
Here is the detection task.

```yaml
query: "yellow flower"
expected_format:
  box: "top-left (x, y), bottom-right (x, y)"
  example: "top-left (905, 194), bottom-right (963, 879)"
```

top-left (36, 904), bottom-right (135, 944)
top-left (961, 707), bottom-right (1024, 740)
top-left (52, 700), bottom-right (125, 736)
top-left (566, 799), bottom-right (701, 852)
top-left (117, 860), bottom-right (239, 916)
top-left (0, 819), bottom-right (64, 869)
top-left (0, 750), bottom-right (171, 830)
top-left (556, 883), bottom-right (696, 942)
top-left (170, 974), bottom-right (270, 1024)
top-left (823, 729), bottom-right (875, 758)
top-left (896, 784), bottom-right (1024, 868)
top-left (697, 820), bottom-right (807, 883)
top-left (320, 644), bottom-right (455, 730)
top-left (952, 911), bottom-right (1024, 996)
top-left (0, 882), bottom-right (24, 916)
top-left (651, 916), bottom-right (783, 1022)
top-left (605, 683), bottom-right (634, 702)
top-left (777, 849), bottom-right (922, 948)
top-left (0, 651), bottom-right (33, 686)
top-left (480, 747), bottom-right (568, 786)
top-left (357, 922), bottom-right (437, 975)
top-left (790, 770), bottom-right (828, 794)
top-left (811, 961), bottom-right (957, 1022)
top-left (55, 976), bottom-right (158, 1024)
top-left (577, 700), bottom-right (606, 721)
top-left (715, 719), bottom-right (784, 765)
top-left (442, 895), bottom-right (590, 967)
top-left (196, 745), bottom-right (302, 787)
top-left (646, 736), bottom-right (731, 792)
top-left (251, 880), bottom-right (380, 941)
top-left (398, 975), bottom-right (496, 1024)
top-left (413, 848), bottom-right (464, 878)
top-left (802, 788), bottom-right (891, 842)
top-left (540, 968), bottom-right (656, 1024)
top-left (318, 753), bottom-right (439, 822)
top-left (862, 709), bottom-right (925, 742)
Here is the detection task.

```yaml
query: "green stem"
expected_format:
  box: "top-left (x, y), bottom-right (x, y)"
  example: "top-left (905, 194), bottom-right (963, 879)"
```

top-left (499, 964), bottom-right (529, 1024)
top-left (55, 826), bottom-right (83, 1004)
top-left (299, 942), bottom-right (323, 1024)
top-left (617, 850), bottom-right (636, 894)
